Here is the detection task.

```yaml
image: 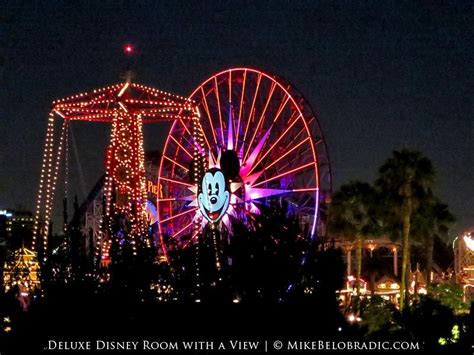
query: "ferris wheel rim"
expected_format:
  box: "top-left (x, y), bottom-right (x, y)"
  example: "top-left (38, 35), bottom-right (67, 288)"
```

top-left (157, 67), bottom-right (331, 253)
top-left (188, 67), bottom-right (322, 183)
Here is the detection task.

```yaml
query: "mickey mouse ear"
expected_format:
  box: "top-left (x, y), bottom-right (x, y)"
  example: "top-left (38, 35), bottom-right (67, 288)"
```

top-left (220, 150), bottom-right (240, 180)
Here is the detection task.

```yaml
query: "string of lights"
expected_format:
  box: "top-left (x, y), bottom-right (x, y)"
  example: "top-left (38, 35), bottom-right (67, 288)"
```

top-left (33, 81), bottom-right (198, 266)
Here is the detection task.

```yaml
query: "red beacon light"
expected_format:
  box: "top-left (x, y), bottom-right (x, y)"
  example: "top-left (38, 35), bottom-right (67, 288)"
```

top-left (124, 44), bottom-right (134, 55)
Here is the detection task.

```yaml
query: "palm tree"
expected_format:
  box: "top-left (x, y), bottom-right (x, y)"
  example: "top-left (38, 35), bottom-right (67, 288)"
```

top-left (375, 149), bottom-right (435, 310)
top-left (411, 197), bottom-right (455, 286)
top-left (328, 181), bottom-right (378, 283)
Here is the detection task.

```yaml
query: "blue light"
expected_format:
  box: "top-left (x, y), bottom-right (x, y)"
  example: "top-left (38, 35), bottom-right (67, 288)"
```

top-left (0, 210), bottom-right (12, 217)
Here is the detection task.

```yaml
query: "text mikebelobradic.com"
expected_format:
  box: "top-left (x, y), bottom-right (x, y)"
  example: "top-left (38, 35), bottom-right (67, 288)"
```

top-left (45, 339), bottom-right (420, 352)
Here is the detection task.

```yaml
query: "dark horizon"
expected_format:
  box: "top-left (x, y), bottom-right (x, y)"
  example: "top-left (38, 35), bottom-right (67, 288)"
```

top-left (1, 1), bottom-right (472, 236)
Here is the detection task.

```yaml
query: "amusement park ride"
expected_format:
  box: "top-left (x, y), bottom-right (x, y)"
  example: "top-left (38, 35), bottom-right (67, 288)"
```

top-left (31, 64), bottom-right (331, 272)
top-left (454, 231), bottom-right (474, 299)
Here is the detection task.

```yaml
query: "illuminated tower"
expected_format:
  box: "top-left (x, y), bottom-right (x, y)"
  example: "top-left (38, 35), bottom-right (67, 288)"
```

top-left (101, 80), bottom-right (148, 260)
top-left (33, 80), bottom-right (198, 263)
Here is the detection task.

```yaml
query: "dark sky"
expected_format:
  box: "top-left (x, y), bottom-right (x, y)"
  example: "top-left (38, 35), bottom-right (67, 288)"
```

top-left (1, 1), bottom-right (472, 236)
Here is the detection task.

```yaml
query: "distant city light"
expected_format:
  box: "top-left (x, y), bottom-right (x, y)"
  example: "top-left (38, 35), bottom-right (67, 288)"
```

top-left (0, 210), bottom-right (12, 217)
top-left (347, 314), bottom-right (362, 323)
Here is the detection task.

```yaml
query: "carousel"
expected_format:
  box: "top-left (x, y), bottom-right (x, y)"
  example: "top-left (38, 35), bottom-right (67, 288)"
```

top-left (3, 244), bottom-right (41, 308)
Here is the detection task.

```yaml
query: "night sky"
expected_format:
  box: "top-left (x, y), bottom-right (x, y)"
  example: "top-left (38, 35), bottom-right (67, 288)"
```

top-left (1, 1), bottom-right (472, 236)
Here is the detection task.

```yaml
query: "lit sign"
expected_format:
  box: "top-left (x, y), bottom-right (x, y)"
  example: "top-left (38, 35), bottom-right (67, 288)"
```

top-left (198, 168), bottom-right (230, 224)
top-left (147, 181), bottom-right (163, 199)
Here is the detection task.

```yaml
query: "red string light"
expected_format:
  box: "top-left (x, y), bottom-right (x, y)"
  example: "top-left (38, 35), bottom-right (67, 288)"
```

top-left (33, 81), bottom-right (198, 264)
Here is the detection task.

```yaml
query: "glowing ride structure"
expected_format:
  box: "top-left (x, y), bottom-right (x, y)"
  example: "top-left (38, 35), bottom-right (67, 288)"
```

top-left (33, 67), bottom-right (331, 266)
top-left (454, 231), bottom-right (474, 284)
top-left (32, 81), bottom-right (198, 262)
top-left (158, 68), bottom-right (331, 257)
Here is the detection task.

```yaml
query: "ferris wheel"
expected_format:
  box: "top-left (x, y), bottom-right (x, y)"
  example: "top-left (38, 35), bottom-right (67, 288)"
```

top-left (157, 68), bottom-right (331, 255)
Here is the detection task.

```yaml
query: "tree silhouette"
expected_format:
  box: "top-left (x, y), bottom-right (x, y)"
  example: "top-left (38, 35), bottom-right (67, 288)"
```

top-left (328, 181), bottom-right (379, 283)
top-left (376, 150), bottom-right (435, 310)
top-left (411, 197), bottom-right (455, 285)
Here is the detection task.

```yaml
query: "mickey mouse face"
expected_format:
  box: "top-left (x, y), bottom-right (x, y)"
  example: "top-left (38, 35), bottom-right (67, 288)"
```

top-left (198, 168), bottom-right (230, 223)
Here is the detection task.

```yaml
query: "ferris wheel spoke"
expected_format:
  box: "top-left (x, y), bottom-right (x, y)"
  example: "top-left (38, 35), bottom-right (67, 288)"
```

top-left (243, 96), bottom-right (292, 172)
top-left (292, 187), bottom-right (319, 192)
top-left (214, 76), bottom-right (225, 145)
top-left (183, 233), bottom-right (199, 249)
top-left (183, 123), bottom-right (205, 156)
top-left (226, 103), bottom-right (235, 150)
top-left (228, 70), bottom-right (232, 104)
top-left (159, 207), bottom-right (198, 224)
top-left (157, 197), bottom-right (177, 202)
top-left (240, 125), bottom-right (272, 177)
top-left (253, 162), bottom-right (314, 188)
top-left (271, 95), bottom-right (291, 124)
top-left (170, 220), bottom-right (194, 239)
top-left (240, 72), bottom-right (262, 153)
top-left (272, 148), bottom-right (313, 178)
top-left (169, 135), bottom-right (193, 159)
top-left (173, 126), bottom-right (193, 147)
top-left (266, 133), bottom-right (313, 175)
top-left (159, 176), bottom-right (193, 188)
top-left (247, 187), bottom-right (292, 200)
top-left (235, 69), bottom-right (247, 149)
top-left (175, 118), bottom-right (212, 159)
top-left (200, 86), bottom-right (219, 147)
top-left (243, 81), bottom-right (277, 163)
top-left (163, 155), bottom-right (189, 172)
top-left (250, 112), bottom-right (301, 172)
top-left (248, 187), bottom-right (318, 201)
top-left (281, 121), bottom-right (313, 154)
top-left (263, 136), bottom-right (311, 172)
top-left (178, 118), bottom-right (192, 137)
top-left (194, 116), bottom-right (214, 159)
top-left (179, 133), bottom-right (200, 154)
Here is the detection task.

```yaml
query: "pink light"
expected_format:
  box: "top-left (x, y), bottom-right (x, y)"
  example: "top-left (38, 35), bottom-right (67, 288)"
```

top-left (240, 125), bottom-right (272, 177)
top-left (243, 81), bottom-right (276, 163)
top-left (235, 69), bottom-right (247, 149)
top-left (248, 188), bottom-right (290, 200)
top-left (124, 44), bottom-right (134, 54)
top-left (250, 192), bottom-right (261, 200)
top-left (159, 176), bottom-right (194, 188)
top-left (227, 103), bottom-right (234, 150)
top-left (200, 86), bottom-right (219, 146)
top-left (253, 162), bottom-right (313, 187)
top-left (163, 155), bottom-right (189, 172)
top-left (292, 187), bottom-right (318, 192)
top-left (214, 76), bottom-right (225, 145)
top-left (170, 135), bottom-right (193, 159)
top-left (239, 73), bottom-right (262, 153)
top-left (250, 112), bottom-right (300, 171)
